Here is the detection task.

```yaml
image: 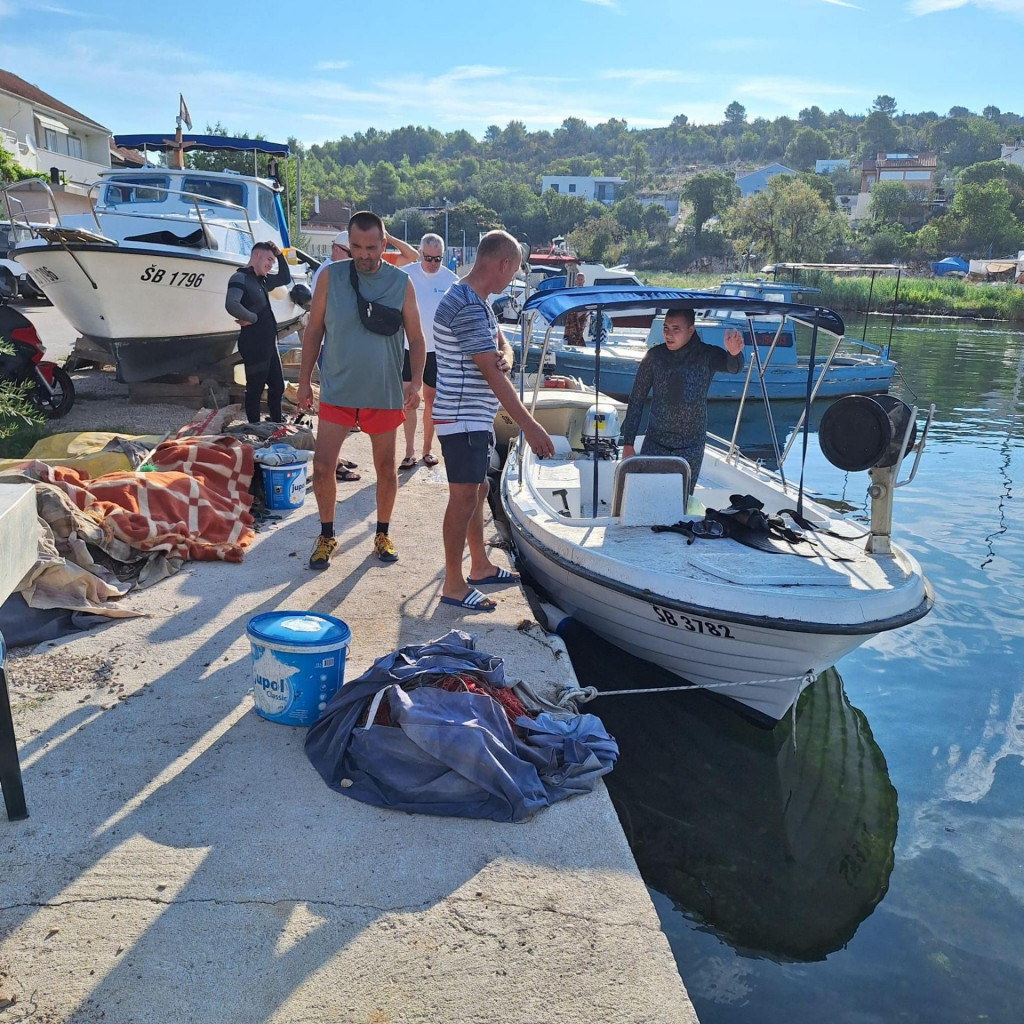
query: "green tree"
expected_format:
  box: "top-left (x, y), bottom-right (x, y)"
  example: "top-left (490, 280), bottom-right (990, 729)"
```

top-left (612, 195), bottom-right (644, 233)
top-left (436, 198), bottom-right (502, 243)
top-left (627, 142), bottom-right (650, 187)
top-left (642, 202), bottom-right (671, 241)
top-left (872, 95), bottom-right (898, 117)
top-left (870, 181), bottom-right (917, 225)
top-left (386, 208), bottom-right (432, 243)
top-left (798, 105), bottom-right (827, 130)
top-left (860, 110), bottom-right (897, 158)
top-left (0, 147), bottom-right (42, 184)
top-left (960, 159), bottom-right (1024, 219)
top-left (567, 212), bottom-right (621, 263)
top-left (680, 171), bottom-right (740, 243)
top-left (784, 127), bottom-right (832, 171)
top-left (727, 175), bottom-right (846, 262)
top-left (367, 160), bottom-right (401, 213)
top-left (724, 101), bottom-right (747, 126)
top-left (951, 179), bottom-right (1022, 255)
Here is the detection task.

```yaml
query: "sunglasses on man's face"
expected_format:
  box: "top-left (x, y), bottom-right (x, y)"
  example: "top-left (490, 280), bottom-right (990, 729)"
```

top-left (422, 254), bottom-right (443, 263)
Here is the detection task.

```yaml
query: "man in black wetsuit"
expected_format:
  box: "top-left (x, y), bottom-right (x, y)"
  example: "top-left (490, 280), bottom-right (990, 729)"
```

top-left (225, 241), bottom-right (292, 423)
top-left (620, 309), bottom-right (744, 492)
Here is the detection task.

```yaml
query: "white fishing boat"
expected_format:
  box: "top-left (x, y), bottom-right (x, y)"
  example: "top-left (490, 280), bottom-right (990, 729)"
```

top-left (500, 286), bottom-right (934, 725)
top-left (1, 130), bottom-right (311, 382)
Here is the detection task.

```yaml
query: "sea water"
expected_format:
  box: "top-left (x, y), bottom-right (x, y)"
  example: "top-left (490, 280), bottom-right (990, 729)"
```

top-left (559, 316), bottom-right (1024, 1024)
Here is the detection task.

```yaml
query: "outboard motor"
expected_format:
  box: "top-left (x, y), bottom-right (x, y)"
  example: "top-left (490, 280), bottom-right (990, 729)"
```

top-left (582, 402), bottom-right (620, 460)
top-left (818, 395), bottom-right (919, 555)
top-left (289, 283), bottom-right (312, 310)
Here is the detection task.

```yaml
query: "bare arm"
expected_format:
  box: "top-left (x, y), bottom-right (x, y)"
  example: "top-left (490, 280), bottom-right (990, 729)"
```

top-left (472, 351), bottom-right (555, 458)
top-left (495, 325), bottom-right (515, 373)
top-left (385, 232), bottom-right (419, 267)
top-left (296, 271), bottom-right (327, 409)
top-left (402, 280), bottom-right (425, 410)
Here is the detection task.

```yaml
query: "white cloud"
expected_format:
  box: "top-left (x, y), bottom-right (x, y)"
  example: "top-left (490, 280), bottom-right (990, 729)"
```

top-left (736, 75), bottom-right (861, 107)
top-left (580, 0), bottom-right (616, 6)
top-left (908, 0), bottom-right (1024, 15)
top-left (601, 68), bottom-right (702, 87)
top-left (821, 0), bottom-right (864, 8)
top-left (313, 60), bottom-right (349, 71)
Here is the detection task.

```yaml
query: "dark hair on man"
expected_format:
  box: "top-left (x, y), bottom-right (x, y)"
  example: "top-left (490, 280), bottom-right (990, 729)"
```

top-left (476, 229), bottom-right (522, 264)
top-left (348, 210), bottom-right (385, 238)
top-left (251, 241), bottom-right (277, 253)
top-left (664, 308), bottom-right (696, 327)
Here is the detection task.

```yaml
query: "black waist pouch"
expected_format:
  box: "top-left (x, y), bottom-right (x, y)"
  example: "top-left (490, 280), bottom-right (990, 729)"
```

top-left (349, 261), bottom-right (404, 335)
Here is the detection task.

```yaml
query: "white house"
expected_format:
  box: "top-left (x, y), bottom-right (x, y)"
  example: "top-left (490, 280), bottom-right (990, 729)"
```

top-left (540, 175), bottom-right (626, 204)
top-left (0, 68), bottom-right (111, 187)
top-left (1000, 141), bottom-right (1024, 169)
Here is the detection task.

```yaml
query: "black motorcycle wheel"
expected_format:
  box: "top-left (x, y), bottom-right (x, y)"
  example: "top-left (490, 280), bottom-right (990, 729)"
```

top-left (32, 365), bottom-right (75, 418)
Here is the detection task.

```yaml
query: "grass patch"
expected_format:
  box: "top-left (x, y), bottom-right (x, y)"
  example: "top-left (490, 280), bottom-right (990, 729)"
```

top-left (0, 418), bottom-right (53, 459)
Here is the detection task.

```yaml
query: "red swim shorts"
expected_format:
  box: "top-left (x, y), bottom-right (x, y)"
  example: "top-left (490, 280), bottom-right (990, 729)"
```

top-left (319, 404), bottom-right (405, 433)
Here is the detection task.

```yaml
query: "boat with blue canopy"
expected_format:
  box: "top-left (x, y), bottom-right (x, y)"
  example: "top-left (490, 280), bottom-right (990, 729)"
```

top-left (501, 286), bottom-right (934, 724)
top-left (1, 129), bottom-right (311, 382)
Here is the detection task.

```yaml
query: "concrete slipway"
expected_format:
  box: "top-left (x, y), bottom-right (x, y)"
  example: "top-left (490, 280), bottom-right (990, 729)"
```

top-left (0, 423), bottom-right (697, 1024)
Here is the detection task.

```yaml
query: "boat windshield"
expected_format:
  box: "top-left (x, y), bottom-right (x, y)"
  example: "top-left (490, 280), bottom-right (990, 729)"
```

top-left (104, 175), bottom-right (171, 205)
top-left (180, 177), bottom-right (247, 209)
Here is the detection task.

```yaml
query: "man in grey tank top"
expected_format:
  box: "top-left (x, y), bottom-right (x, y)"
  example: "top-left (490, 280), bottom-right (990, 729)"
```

top-left (296, 212), bottom-right (426, 569)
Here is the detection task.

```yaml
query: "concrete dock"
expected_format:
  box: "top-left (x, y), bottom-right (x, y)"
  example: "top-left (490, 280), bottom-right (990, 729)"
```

top-left (0, 413), bottom-right (697, 1023)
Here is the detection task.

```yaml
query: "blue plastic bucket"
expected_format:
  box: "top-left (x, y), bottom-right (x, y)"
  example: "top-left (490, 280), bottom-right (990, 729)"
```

top-left (261, 462), bottom-right (306, 510)
top-left (246, 611), bottom-right (351, 726)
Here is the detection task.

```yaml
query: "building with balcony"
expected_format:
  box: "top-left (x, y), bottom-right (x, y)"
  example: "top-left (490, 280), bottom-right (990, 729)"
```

top-left (540, 175), bottom-right (626, 204)
top-left (1, 68), bottom-right (112, 187)
top-left (859, 152), bottom-right (937, 195)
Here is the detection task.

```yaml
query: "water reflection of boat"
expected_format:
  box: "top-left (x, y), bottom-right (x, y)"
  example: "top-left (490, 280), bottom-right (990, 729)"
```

top-left (558, 621), bottom-right (898, 963)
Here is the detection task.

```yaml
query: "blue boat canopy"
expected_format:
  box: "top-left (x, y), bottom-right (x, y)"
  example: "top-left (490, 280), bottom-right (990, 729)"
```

top-left (113, 134), bottom-right (290, 156)
top-left (523, 286), bottom-right (845, 336)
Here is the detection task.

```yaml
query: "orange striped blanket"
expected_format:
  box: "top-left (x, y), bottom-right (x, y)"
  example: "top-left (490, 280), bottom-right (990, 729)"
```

top-left (18, 436), bottom-right (255, 563)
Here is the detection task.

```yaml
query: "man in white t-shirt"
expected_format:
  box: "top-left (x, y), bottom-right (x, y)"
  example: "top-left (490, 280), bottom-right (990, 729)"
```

top-left (399, 233), bottom-right (458, 470)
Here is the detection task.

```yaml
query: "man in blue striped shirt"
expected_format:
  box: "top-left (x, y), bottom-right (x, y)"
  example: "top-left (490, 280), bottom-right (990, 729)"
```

top-left (433, 230), bottom-right (555, 612)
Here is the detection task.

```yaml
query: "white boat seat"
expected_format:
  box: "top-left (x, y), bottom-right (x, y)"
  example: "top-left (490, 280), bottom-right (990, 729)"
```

top-left (549, 434), bottom-right (572, 457)
top-left (611, 456), bottom-right (691, 526)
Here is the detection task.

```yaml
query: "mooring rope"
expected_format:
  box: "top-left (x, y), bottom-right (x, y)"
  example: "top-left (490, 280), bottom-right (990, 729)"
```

top-left (559, 669), bottom-right (815, 705)
top-left (558, 670), bottom-right (817, 749)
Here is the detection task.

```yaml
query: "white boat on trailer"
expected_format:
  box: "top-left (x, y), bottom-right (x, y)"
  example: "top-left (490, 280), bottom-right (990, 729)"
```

top-left (1, 130), bottom-right (311, 382)
top-left (500, 286), bottom-right (935, 725)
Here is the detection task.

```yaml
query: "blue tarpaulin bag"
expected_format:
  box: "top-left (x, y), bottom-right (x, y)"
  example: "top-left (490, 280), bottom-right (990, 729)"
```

top-left (304, 630), bottom-right (617, 822)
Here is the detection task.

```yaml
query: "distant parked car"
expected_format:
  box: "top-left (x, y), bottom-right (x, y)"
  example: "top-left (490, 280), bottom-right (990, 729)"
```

top-left (0, 221), bottom-right (48, 301)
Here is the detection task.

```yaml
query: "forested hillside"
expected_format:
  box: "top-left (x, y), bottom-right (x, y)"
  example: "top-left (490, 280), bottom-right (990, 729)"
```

top-left (199, 97), bottom-right (1024, 270)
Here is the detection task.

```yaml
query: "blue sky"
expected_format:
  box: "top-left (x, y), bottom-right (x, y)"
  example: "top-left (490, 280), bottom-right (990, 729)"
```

top-left (0, 0), bottom-right (1021, 146)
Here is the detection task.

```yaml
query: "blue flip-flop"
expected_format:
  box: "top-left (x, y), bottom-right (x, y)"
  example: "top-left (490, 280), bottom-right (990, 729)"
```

top-left (466, 567), bottom-right (520, 586)
top-left (439, 588), bottom-right (497, 612)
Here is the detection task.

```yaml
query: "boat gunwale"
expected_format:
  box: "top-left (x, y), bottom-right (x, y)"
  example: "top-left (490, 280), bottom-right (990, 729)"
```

top-left (502, 450), bottom-right (934, 637)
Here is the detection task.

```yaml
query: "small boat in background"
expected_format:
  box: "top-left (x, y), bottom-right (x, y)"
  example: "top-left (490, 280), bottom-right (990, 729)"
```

top-left (514, 275), bottom-right (897, 402)
top-left (2, 129), bottom-right (311, 382)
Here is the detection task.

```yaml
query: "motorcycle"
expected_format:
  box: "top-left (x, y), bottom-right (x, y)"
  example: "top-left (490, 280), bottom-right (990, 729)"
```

top-left (0, 277), bottom-right (74, 418)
